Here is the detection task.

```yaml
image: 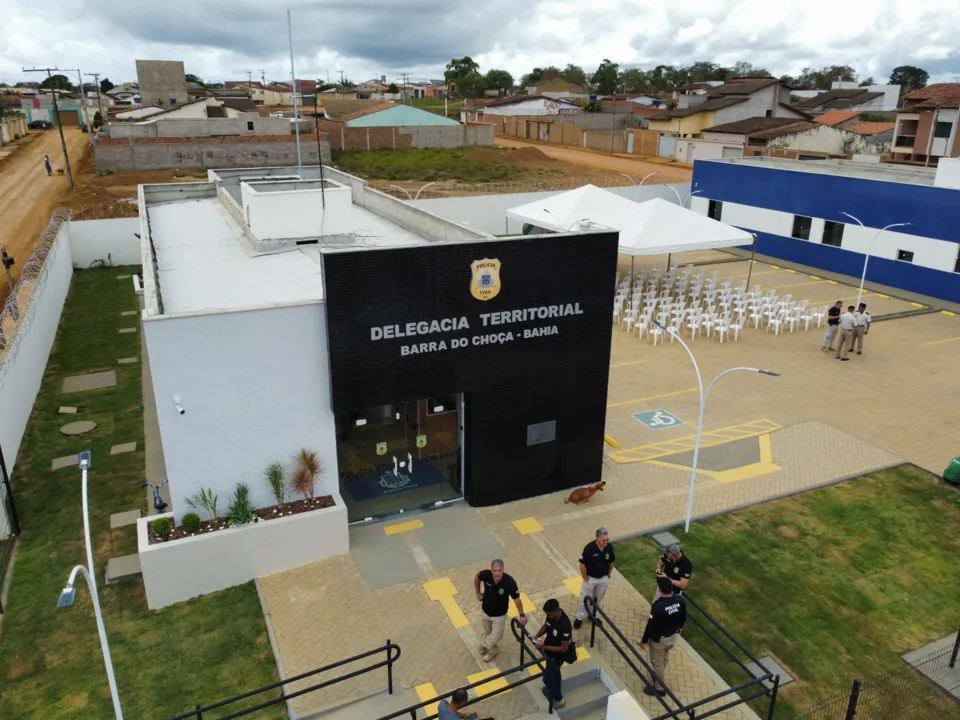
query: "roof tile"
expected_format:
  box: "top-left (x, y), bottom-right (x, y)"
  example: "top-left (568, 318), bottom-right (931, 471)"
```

top-left (902, 83), bottom-right (960, 109)
top-left (814, 110), bottom-right (860, 126)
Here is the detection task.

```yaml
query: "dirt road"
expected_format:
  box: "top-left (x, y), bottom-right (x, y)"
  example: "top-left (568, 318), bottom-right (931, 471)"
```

top-left (494, 137), bottom-right (692, 182)
top-left (0, 128), bottom-right (90, 302)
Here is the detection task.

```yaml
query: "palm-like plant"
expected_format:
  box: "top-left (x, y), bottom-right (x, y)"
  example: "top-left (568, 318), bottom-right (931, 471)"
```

top-left (265, 462), bottom-right (286, 508)
top-left (185, 487), bottom-right (219, 520)
top-left (227, 481), bottom-right (257, 526)
top-left (291, 449), bottom-right (323, 500)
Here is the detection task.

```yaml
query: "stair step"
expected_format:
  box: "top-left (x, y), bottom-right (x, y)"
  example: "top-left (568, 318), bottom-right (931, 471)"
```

top-left (555, 678), bottom-right (611, 718)
top-left (105, 553), bottom-right (142, 583)
top-left (302, 687), bottom-right (420, 720)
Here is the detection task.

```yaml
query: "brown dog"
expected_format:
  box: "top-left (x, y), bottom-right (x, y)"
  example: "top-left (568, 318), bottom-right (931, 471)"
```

top-left (564, 481), bottom-right (606, 504)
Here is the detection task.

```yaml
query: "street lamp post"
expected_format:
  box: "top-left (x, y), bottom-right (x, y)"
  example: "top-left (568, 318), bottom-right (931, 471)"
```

top-left (57, 452), bottom-right (124, 719)
top-left (839, 212), bottom-right (912, 308)
top-left (413, 182), bottom-right (437, 200)
top-left (653, 322), bottom-right (779, 532)
top-left (665, 187), bottom-right (701, 208)
top-left (619, 172), bottom-right (661, 201)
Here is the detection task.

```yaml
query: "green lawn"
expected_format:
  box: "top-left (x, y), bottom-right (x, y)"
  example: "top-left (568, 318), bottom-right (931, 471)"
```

top-left (0, 269), bottom-right (283, 719)
top-left (409, 98), bottom-right (461, 117)
top-left (616, 466), bottom-right (960, 719)
top-left (331, 147), bottom-right (528, 182)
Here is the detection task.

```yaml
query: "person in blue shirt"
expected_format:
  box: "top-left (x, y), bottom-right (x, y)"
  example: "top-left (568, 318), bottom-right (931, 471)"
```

top-left (437, 687), bottom-right (493, 720)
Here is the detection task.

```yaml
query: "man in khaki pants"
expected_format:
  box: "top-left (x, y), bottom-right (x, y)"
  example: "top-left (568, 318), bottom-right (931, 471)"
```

top-left (835, 305), bottom-right (858, 361)
top-left (638, 576), bottom-right (686, 696)
top-left (852, 302), bottom-right (871, 355)
top-left (474, 559), bottom-right (526, 662)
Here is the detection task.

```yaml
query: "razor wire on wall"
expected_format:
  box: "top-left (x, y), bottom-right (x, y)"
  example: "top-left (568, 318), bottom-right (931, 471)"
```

top-left (0, 208), bottom-right (72, 380)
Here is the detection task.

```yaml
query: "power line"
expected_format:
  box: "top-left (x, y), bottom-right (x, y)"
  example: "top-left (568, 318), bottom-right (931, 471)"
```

top-left (22, 66), bottom-right (76, 190)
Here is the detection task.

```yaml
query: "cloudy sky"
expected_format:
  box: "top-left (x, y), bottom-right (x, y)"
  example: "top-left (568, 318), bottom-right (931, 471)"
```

top-left (2, 0), bottom-right (958, 87)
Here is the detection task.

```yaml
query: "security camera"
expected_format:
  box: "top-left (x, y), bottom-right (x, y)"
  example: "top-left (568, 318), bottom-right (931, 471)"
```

top-left (174, 396), bottom-right (185, 416)
top-left (177, 405), bottom-right (186, 416)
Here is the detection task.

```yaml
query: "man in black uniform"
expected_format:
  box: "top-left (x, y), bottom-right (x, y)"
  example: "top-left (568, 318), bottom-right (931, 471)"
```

top-left (574, 527), bottom-right (615, 629)
top-left (653, 543), bottom-right (692, 602)
top-left (639, 576), bottom-right (686, 696)
top-left (534, 598), bottom-right (571, 708)
top-left (474, 559), bottom-right (526, 662)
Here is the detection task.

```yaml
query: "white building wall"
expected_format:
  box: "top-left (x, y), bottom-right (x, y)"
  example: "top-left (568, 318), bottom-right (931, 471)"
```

top-left (143, 302), bottom-right (340, 523)
top-left (68, 218), bottom-right (142, 266)
top-left (240, 183), bottom-right (355, 240)
top-left (676, 138), bottom-right (744, 163)
top-left (689, 198), bottom-right (960, 273)
top-left (482, 98), bottom-right (579, 116)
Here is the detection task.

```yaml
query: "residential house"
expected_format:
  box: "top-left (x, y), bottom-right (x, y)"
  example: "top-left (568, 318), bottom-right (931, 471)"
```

top-left (263, 83), bottom-right (294, 105)
top-left (891, 83), bottom-right (960, 163)
top-left (680, 117), bottom-right (868, 164)
top-left (467, 95), bottom-right (581, 120)
top-left (459, 98), bottom-right (499, 122)
top-left (187, 82), bottom-right (215, 101)
top-left (842, 121), bottom-right (896, 154)
top-left (106, 83), bottom-right (141, 105)
top-left (339, 103), bottom-right (459, 127)
top-left (794, 84), bottom-right (899, 114)
top-left (425, 81), bottom-right (448, 99)
top-left (397, 83), bottom-right (428, 100)
top-left (112, 98), bottom-right (246, 122)
top-left (524, 78), bottom-right (589, 101)
top-left (673, 81), bottom-right (723, 109)
top-left (224, 81), bottom-right (266, 105)
top-left (648, 77), bottom-right (808, 138)
top-left (813, 110), bottom-right (861, 129)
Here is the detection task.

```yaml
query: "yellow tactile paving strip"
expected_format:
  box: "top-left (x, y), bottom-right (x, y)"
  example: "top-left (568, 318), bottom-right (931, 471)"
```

top-left (648, 433), bottom-right (781, 484)
top-left (609, 419), bottom-right (782, 464)
top-left (384, 518), bottom-right (424, 535)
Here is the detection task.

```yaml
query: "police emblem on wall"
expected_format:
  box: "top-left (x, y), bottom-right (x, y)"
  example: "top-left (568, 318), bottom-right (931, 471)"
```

top-left (470, 258), bottom-right (502, 301)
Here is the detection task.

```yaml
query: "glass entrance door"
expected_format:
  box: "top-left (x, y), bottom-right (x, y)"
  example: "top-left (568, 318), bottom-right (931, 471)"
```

top-left (336, 395), bottom-right (463, 523)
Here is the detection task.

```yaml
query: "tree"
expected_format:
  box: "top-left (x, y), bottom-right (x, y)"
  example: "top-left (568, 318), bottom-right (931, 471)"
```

top-left (793, 65), bottom-right (857, 89)
top-left (888, 65), bottom-right (929, 94)
top-left (583, 100), bottom-right (602, 113)
top-left (387, 82), bottom-right (399, 93)
top-left (859, 77), bottom-right (875, 87)
top-left (619, 68), bottom-right (650, 92)
top-left (100, 77), bottom-right (115, 93)
top-left (731, 61), bottom-right (770, 78)
top-left (561, 64), bottom-right (587, 87)
top-left (591, 59), bottom-right (620, 95)
top-left (40, 74), bottom-right (73, 91)
top-left (485, 69), bottom-right (514, 95)
top-left (686, 61), bottom-right (728, 82)
top-left (444, 56), bottom-right (481, 96)
top-left (185, 73), bottom-right (204, 85)
top-left (92, 110), bottom-right (103, 129)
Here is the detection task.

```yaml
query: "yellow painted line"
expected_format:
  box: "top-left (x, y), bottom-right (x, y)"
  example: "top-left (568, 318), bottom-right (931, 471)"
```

top-left (646, 433), bottom-right (780, 483)
top-left (610, 359), bottom-right (648, 368)
top-left (415, 683), bottom-right (440, 718)
top-left (507, 592), bottom-right (537, 618)
top-left (439, 596), bottom-right (470, 628)
top-left (610, 419), bottom-right (782, 464)
top-left (769, 265), bottom-right (780, 270)
top-left (910, 302), bottom-right (925, 309)
top-left (810, 275), bottom-right (821, 280)
top-left (384, 518), bottom-right (424, 536)
top-left (876, 293), bottom-right (890, 300)
top-left (512, 517), bottom-right (544, 535)
top-left (786, 269), bottom-right (797, 274)
top-left (467, 668), bottom-right (510, 697)
top-left (826, 280), bottom-right (838, 285)
top-left (767, 280), bottom-right (827, 291)
top-left (563, 576), bottom-right (583, 597)
top-left (941, 310), bottom-right (956, 317)
top-left (921, 336), bottom-right (960, 347)
top-left (604, 434), bottom-right (620, 448)
top-left (423, 577), bottom-right (458, 601)
top-left (607, 387), bottom-right (698, 409)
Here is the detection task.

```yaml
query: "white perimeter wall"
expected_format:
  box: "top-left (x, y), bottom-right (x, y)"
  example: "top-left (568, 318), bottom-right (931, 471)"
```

top-left (68, 217), bottom-right (143, 267)
top-left (143, 302), bottom-right (339, 522)
top-left (606, 690), bottom-right (652, 720)
top-left (409, 183), bottom-right (692, 235)
top-left (689, 196), bottom-right (959, 273)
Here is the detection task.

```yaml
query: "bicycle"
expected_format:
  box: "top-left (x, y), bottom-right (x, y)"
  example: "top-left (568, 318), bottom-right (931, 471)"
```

top-left (144, 479), bottom-right (169, 514)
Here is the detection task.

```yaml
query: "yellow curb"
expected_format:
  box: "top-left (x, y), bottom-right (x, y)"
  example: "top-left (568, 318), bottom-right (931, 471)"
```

top-left (507, 592), bottom-right (537, 618)
top-left (810, 275), bottom-right (821, 280)
top-left (563, 576), bottom-right (583, 597)
top-left (384, 519), bottom-right (423, 536)
top-left (439, 596), bottom-right (470, 628)
top-left (786, 269), bottom-right (797, 274)
top-left (604, 434), bottom-right (620, 448)
top-left (910, 302), bottom-right (925, 309)
top-left (423, 577), bottom-right (458, 601)
top-left (826, 280), bottom-right (838, 285)
top-left (415, 682), bottom-right (440, 717)
top-left (876, 293), bottom-right (890, 299)
top-left (512, 517), bottom-right (544, 535)
top-left (467, 668), bottom-right (510, 697)
top-left (770, 265), bottom-right (780, 270)
top-left (943, 311), bottom-right (957, 317)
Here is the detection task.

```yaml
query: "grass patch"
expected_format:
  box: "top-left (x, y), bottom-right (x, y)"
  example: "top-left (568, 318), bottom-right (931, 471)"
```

top-left (616, 466), bottom-right (960, 719)
top-left (331, 147), bottom-right (527, 182)
top-left (0, 268), bottom-right (283, 719)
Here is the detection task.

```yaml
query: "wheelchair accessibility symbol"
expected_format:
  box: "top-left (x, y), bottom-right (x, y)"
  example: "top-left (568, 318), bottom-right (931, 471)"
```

top-left (633, 409), bottom-right (684, 430)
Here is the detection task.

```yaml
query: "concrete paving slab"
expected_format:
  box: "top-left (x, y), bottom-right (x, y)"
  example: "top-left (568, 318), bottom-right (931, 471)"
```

top-left (110, 509), bottom-right (143, 529)
top-left (903, 632), bottom-right (960, 701)
top-left (745, 656), bottom-right (794, 690)
top-left (110, 442), bottom-right (138, 455)
top-left (51, 454), bottom-right (78, 471)
top-left (59, 406), bottom-right (78, 414)
top-left (121, 310), bottom-right (137, 316)
top-left (61, 370), bottom-right (116, 394)
top-left (105, 554), bottom-right (142, 583)
top-left (60, 420), bottom-right (97, 436)
top-left (117, 275), bottom-right (131, 280)
top-left (659, 436), bottom-right (761, 472)
top-left (117, 357), bottom-right (138, 364)
top-left (348, 523), bottom-right (423, 589)
top-left (417, 505), bottom-right (502, 573)
top-left (118, 327), bottom-right (137, 334)
top-left (650, 531), bottom-right (681, 549)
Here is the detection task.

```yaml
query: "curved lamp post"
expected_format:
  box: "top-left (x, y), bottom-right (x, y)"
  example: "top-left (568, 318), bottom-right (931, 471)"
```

top-left (57, 452), bottom-right (124, 719)
top-left (653, 322), bottom-right (779, 532)
top-left (619, 172), bottom-right (661, 201)
top-left (387, 184), bottom-right (412, 199)
top-left (413, 181), bottom-right (437, 200)
top-left (839, 212), bottom-right (912, 308)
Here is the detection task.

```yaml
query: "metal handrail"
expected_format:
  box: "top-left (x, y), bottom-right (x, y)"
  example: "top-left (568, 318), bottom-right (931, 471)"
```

top-left (377, 618), bottom-right (555, 719)
top-left (170, 640), bottom-right (401, 720)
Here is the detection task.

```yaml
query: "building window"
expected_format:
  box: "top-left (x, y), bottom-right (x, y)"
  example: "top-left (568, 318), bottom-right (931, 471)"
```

top-left (791, 215), bottom-right (812, 240)
top-left (955, 246), bottom-right (960, 273)
top-left (247, 121), bottom-right (254, 130)
top-left (765, 109), bottom-right (773, 117)
top-left (707, 200), bottom-right (723, 221)
top-left (427, 396), bottom-right (458, 415)
top-left (934, 122), bottom-right (952, 138)
top-left (897, 249), bottom-right (914, 263)
top-left (822, 221), bottom-right (844, 247)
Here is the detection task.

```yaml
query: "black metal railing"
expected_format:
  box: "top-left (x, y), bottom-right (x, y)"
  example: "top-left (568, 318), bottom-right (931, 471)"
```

top-left (585, 594), bottom-right (780, 720)
top-left (378, 618), bottom-right (556, 719)
top-left (169, 640), bottom-right (401, 720)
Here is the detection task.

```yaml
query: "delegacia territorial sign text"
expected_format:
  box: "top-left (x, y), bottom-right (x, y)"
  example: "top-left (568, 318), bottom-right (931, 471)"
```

top-left (369, 303), bottom-right (585, 356)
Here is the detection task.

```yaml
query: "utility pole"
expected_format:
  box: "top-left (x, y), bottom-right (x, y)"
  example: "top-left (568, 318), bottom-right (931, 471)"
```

top-left (924, 105), bottom-right (940, 168)
top-left (260, 70), bottom-right (266, 88)
top-left (85, 72), bottom-right (104, 126)
top-left (247, 70), bottom-right (253, 87)
top-left (338, 70), bottom-right (346, 99)
top-left (23, 67), bottom-right (76, 190)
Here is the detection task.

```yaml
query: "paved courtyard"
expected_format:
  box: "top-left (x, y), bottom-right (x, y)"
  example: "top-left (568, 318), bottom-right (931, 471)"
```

top-left (258, 252), bottom-right (959, 719)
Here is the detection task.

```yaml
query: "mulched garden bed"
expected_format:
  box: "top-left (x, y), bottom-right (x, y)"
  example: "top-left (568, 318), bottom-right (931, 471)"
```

top-left (147, 495), bottom-right (336, 544)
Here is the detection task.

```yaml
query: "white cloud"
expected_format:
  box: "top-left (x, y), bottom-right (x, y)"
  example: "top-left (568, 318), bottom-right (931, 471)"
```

top-left (0, 0), bottom-right (957, 86)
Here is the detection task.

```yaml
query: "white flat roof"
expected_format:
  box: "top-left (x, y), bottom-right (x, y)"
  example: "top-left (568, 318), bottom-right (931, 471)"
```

top-left (148, 197), bottom-right (428, 315)
top-left (703, 156), bottom-right (939, 187)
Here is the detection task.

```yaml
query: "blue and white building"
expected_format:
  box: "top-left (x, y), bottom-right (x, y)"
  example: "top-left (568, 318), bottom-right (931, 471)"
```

top-left (689, 157), bottom-right (960, 304)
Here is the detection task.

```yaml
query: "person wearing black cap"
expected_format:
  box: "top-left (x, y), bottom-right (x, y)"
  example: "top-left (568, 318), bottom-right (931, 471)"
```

top-left (638, 576), bottom-right (686, 696)
top-left (533, 598), bottom-right (571, 708)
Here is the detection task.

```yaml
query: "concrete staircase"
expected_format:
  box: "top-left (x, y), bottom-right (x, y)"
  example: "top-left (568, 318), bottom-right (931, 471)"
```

top-left (301, 685), bottom-right (421, 720)
top-left (518, 656), bottom-right (626, 720)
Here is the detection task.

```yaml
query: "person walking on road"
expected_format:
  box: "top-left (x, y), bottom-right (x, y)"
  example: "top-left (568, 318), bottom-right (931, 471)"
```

top-left (639, 576), bottom-right (686, 697)
top-left (533, 598), bottom-right (572, 709)
top-left (821, 300), bottom-right (842, 351)
top-left (43, 155), bottom-right (52, 177)
top-left (574, 527), bottom-right (615, 630)
top-left (474, 559), bottom-right (526, 662)
top-left (653, 543), bottom-right (692, 602)
top-left (836, 305), bottom-right (858, 361)
top-left (852, 302), bottom-right (871, 355)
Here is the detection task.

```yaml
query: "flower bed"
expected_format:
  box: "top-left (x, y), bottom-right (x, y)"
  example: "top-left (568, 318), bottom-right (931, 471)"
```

top-left (146, 495), bottom-right (336, 545)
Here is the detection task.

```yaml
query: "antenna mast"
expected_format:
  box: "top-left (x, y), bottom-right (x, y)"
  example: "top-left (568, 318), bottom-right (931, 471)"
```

top-left (287, 9), bottom-right (302, 176)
